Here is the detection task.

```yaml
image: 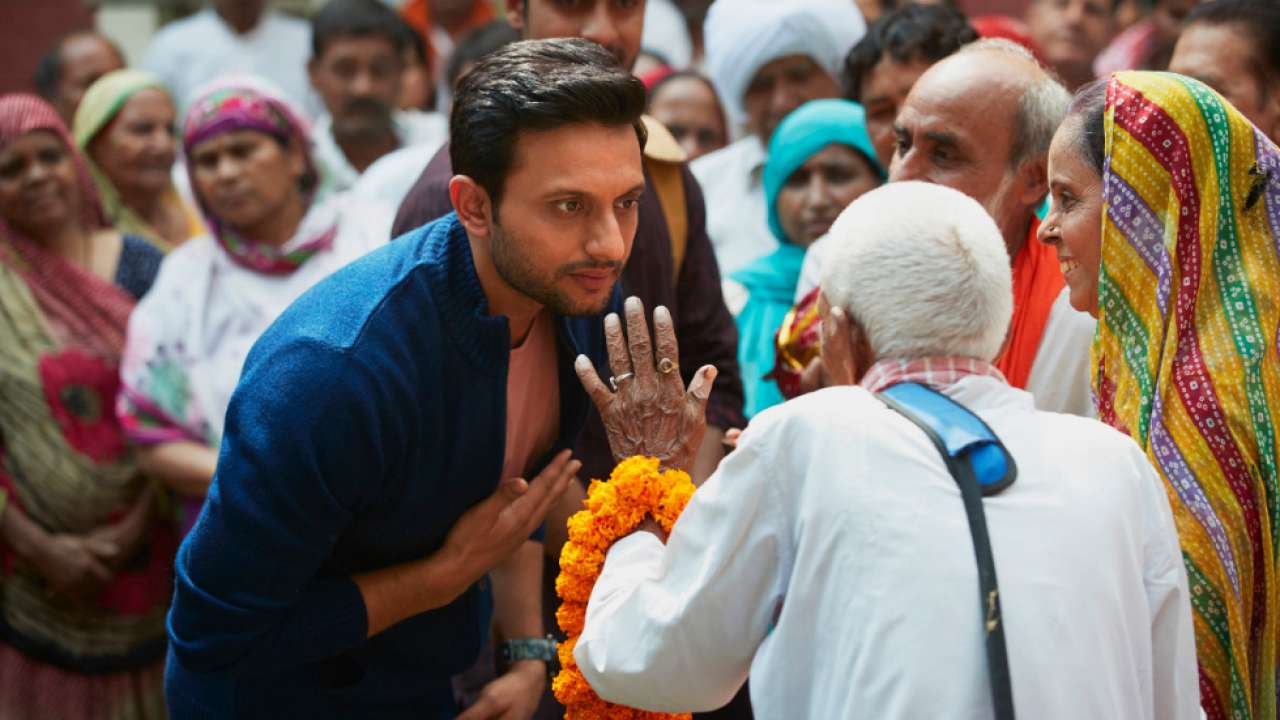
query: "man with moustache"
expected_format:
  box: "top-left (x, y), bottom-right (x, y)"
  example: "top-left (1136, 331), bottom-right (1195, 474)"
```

top-left (162, 39), bottom-right (716, 719)
top-left (801, 40), bottom-right (1096, 417)
top-left (308, 0), bottom-right (447, 197)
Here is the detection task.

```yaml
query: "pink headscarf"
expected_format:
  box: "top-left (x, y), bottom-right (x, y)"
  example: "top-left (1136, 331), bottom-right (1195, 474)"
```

top-left (0, 93), bottom-right (106, 233)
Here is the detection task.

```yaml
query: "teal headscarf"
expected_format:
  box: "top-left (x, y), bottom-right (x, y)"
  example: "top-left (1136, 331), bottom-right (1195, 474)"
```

top-left (732, 99), bottom-right (884, 418)
top-left (763, 98), bottom-right (884, 242)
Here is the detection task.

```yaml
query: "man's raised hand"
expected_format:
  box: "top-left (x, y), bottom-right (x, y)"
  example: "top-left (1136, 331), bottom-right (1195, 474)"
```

top-left (442, 450), bottom-right (580, 577)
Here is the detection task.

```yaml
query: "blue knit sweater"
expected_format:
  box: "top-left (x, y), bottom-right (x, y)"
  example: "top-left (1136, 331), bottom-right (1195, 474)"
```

top-left (164, 214), bottom-right (617, 718)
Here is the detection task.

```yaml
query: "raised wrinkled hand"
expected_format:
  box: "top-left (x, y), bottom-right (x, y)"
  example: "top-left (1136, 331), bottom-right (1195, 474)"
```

top-left (575, 296), bottom-right (717, 473)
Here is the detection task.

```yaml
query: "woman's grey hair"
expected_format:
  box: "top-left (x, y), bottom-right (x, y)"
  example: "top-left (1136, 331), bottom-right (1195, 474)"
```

top-left (820, 182), bottom-right (1014, 362)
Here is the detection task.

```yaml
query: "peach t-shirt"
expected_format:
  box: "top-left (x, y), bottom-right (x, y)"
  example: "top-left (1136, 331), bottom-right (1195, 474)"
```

top-left (500, 311), bottom-right (561, 481)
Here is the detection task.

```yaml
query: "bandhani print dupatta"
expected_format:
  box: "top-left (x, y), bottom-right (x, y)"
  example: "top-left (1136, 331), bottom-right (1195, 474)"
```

top-left (1096, 71), bottom-right (1280, 720)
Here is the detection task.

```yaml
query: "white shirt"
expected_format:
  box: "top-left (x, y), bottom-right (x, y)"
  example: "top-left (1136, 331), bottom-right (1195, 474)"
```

top-left (576, 376), bottom-right (1199, 719)
top-left (642, 0), bottom-right (693, 69)
top-left (313, 110), bottom-right (448, 198)
top-left (143, 9), bottom-right (316, 116)
top-left (120, 195), bottom-right (391, 444)
top-left (690, 136), bottom-right (777, 276)
top-left (348, 142), bottom-right (438, 213)
top-left (1024, 288), bottom-right (1097, 417)
top-left (797, 239), bottom-right (1097, 417)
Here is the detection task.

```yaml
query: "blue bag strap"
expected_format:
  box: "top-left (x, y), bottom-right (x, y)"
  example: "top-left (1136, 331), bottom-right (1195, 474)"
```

top-left (880, 382), bottom-right (1016, 495)
top-left (877, 382), bottom-right (1016, 720)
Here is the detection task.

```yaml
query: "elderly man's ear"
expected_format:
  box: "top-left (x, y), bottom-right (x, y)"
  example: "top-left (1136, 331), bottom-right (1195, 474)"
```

top-left (817, 292), bottom-right (873, 387)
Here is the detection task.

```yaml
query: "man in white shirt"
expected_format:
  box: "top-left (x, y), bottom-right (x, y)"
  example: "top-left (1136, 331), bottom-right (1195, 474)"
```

top-left (572, 181), bottom-right (1200, 719)
top-left (143, 0), bottom-right (316, 115)
top-left (800, 40), bottom-right (1096, 417)
top-left (308, 0), bottom-right (447, 200)
top-left (691, 0), bottom-right (864, 275)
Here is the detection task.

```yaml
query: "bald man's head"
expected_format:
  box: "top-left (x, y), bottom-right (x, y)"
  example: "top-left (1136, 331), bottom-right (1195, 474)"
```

top-left (889, 39), bottom-right (1069, 255)
top-left (34, 31), bottom-right (125, 124)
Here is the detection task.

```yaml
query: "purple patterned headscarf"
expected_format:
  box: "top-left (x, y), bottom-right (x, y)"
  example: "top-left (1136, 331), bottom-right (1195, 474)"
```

top-left (180, 78), bottom-right (331, 273)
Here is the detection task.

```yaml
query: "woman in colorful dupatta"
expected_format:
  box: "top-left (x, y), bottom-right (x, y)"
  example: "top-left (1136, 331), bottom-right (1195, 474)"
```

top-left (726, 98), bottom-right (884, 417)
top-left (0, 94), bottom-right (173, 719)
top-left (73, 69), bottom-right (204, 251)
top-left (1039, 71), bottom-right (1280, 719)
top-left (117, 78), bottom-right (390, 534)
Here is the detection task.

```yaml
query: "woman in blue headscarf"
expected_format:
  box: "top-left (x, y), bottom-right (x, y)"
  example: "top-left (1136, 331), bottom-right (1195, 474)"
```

top-left (729, 98), bottom-right (885, 417)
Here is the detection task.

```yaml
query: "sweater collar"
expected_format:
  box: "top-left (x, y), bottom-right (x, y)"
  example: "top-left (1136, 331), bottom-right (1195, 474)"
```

top-left (420, 212), bottom-right (603, 375)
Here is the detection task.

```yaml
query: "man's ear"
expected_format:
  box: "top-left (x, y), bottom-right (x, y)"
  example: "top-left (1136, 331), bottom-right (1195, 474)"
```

top-left (449, 175), bottom-right (494, 238)
top-left (1016, 154), bottom-right (1050, 209)
top-left (505, 0), bottom-right (526, 30)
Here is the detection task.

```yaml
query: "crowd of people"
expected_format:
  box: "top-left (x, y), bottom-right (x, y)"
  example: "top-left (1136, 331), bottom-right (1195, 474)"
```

top-left (0, 0), bottom-right (1278, 718)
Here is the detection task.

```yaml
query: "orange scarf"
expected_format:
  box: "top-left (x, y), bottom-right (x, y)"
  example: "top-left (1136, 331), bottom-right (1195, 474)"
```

top-left (994, 219), bottom-right (1063, 389)
top-left (401, 0), bottom-right (495, 63)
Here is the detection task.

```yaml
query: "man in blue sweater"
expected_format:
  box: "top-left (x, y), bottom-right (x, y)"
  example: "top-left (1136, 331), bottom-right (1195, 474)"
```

top-left (164, 39), bottom-right (703, 718)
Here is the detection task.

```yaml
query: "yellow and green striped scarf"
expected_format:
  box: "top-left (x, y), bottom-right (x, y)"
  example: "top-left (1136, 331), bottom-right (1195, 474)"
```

top-left (1096, 71), bottom-right (1280, 720)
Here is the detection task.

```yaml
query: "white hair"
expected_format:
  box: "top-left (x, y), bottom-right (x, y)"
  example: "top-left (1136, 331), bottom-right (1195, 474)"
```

top-left (820, 182), bottom-right (1013, 362)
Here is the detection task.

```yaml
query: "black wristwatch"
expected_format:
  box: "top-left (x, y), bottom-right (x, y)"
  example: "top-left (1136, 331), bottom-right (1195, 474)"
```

top-left (500, 635), bottom-right (558, 664)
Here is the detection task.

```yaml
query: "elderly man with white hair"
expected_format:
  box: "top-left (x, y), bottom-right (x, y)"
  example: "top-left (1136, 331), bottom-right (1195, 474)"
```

top-left (572, 182), bottom-right (1200, 719)
top-left (692, 0), bottom-right (865, 275)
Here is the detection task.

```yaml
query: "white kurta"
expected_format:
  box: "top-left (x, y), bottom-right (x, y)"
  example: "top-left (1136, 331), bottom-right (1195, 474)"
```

top-left (120, 196), bottom-right (391, 444)
top-left (796, 238), bottom-right (1097, 417)
top-left (1024, 288), bottom-right (1097, 417)
top-left (313, 110), bottom-right (448, 198)
top-left (575, 376), bottom-right (1199, 719)
top-left (143, 9), bottom-right (316, 116)
top-left (690, 136), bottom-right (777, 276)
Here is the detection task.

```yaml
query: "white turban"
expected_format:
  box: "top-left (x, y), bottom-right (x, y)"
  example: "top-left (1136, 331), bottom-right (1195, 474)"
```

top-left (704, 0), bottom-right (866, 126)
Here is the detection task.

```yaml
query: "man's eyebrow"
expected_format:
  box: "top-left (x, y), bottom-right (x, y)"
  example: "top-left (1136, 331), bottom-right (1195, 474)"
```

top-left (922, 130), bottom-right (961, 147)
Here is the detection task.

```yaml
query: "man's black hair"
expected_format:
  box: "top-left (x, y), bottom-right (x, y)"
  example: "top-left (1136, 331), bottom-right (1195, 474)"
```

top-left (446, 20), bottom-right (520, 90)
top-left (33, 31), bottom-right (122, 100)
top-left (1185, 0), bottom-right (1280, 95)
top-left (450, 38), bottom-right (647, 211)
top-left (842, 4), bottom-right (977, 102)
top-left (311, 0), bottom-right (408, 59)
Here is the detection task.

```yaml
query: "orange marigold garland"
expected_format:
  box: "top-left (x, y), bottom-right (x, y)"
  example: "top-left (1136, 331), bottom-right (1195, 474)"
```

top-left (553, 456), bottom-right (696, 720)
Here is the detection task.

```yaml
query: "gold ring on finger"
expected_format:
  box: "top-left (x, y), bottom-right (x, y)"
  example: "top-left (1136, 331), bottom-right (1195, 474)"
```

top-left (657, 358), bottom-right (679, 375)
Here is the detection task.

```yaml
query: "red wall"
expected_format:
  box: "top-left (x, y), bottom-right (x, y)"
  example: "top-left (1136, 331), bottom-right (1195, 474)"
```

top-left (0, 0), bottom-right (97, 95)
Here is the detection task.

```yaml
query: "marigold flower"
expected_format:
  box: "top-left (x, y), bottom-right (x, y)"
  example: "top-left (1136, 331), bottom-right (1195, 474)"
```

top-left (556, 601), bottom-right (587, 636)
top-left (553, 456), bottom-right (696, 720)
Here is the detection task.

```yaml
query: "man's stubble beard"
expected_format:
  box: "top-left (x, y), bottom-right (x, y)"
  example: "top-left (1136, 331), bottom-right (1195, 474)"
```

top-left (489, 220), bottom-right (620, 317)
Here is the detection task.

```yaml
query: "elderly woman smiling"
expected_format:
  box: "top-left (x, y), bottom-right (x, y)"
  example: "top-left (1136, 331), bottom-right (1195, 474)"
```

top-left (0, 94), bottom-right (173, 720)
top-left (727, 98), bottom-right (884, 417)
top-left (1038, 71), bottom-right (1280, 719)
top-left (73, 70), bottom-right (202, 250)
